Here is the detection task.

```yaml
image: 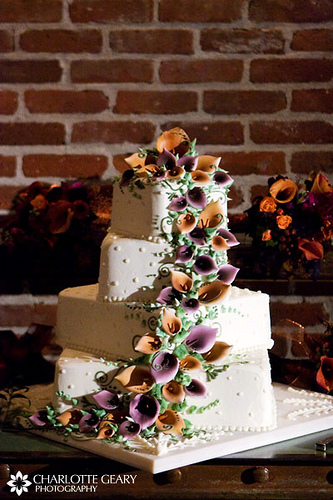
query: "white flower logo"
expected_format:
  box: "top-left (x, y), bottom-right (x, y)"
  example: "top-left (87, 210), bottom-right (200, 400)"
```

top-left (7, 471), bottom-right (32, 496)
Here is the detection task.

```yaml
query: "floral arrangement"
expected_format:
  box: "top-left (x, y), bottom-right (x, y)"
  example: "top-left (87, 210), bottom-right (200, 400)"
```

top-left (244, 172), bottom-right (333, 279)
top-left (29, 128), bottom-right (241, 444)
top-left (0, 181), bottom-right (102, 293)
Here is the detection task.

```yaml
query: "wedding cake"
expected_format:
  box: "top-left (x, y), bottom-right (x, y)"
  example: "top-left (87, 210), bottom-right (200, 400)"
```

top-left (31, 128), bottom-right (277, 448)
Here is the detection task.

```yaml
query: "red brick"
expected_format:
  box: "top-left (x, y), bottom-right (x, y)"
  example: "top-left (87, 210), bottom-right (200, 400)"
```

top-left (228, 185), bottom-right (244, 209)
top-left (71, 59), bottom-right (153, 83)
top-left (291, 152), bottom-right (333, 174)
top-left (20, 29), bottom-right (102, 53)
top-left (203, 90), bottom-right (286, 114)
top-left (270, 301), bottom-right (329, 327)
top-left (162, 122), bottom-right (244, 145)
top-left (0, 30), bottom-right (14, 52)
top-left (0, 90), bottom-right (18, 114)
top-left (0, 156), bottom-right (16, 177)
top-left (0, 0), bottom-right (62, 22)
top-left (72, 121), bottom-right (155, 144)
top-left (25, 90), bottom-right (108, 114)
top-left (159, 60), bottom-right (243, 83)
top-left (291, 89), bottom-right (333, 113)
top-left (250, 121), bottom-right (333, 144)
top-left (159, 0), bottom-right (244, 22)
top-left (0, 123), bottom-right (65, 145)
top-left (219, 151), bottom-right (286, 176)
top-left (201, 28), bottom-right (285, 54)
top-left (249, 0), bottom-right (333, 23)
top-left (250, 183), bottom-right (269, 201)
top-left (0, 60), bottom-right (62, 83)
top-left (292, 29), bottom-right (333, 52)
top-left (23, 154), bottom-right (108, 178)
top-left (114, 91), bottom-right (198, 114)
top-left (251, 58), bottom-right (333, 83)
top-left (70, 0), bottom-right (153, 22)
top-left (0, 185), bottom-right (23, 210)
top-left (109, 29), bottom-right (193, 54)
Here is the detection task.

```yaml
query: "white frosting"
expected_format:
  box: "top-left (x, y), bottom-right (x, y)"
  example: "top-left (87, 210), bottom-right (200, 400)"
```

top-left (56, 284), bottom-right (272, 359)
top-left (98, 232), bottom-right (173, 302)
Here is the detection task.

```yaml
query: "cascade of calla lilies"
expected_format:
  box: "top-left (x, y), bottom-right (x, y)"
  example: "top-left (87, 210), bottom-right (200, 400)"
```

top-left (30, 128), bottom-right (241, 442)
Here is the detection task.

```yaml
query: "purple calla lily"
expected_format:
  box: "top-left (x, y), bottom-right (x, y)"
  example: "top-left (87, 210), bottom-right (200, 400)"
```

top-left (181, 297), bottom-right (200, 314)
top-left (79, 413), bottom-right (100, 433)
top-left (217, 264), bottom-right (240, 284)
top-left (157, 286), bottom-right (181, 305)
top-left (186, 187), bottom-right (207, 209)
top-left (185, 379), bottom-right (207, 397)
top-left (217, 228), bottom-right (239, 247)
top-left (193, 255), bottom-right (218, 275)
top-left (185, 325), bottom-right (218, 353)
top-left (93, 390), bottom-right (119, 410)
top-left (129, 394), bottom-right (160, 430)
top-left (178, 155), bottom-right (198, 172)
top-left (29, 409), bottom-right (49, 427)
top-left (189, 226), bottom-right (207, 245)
top-left (118, 420), bottom-right (141, 440)
top-left (213, 171), bottom-right (233, 187)
top-left (168, 196), bottom-right (188, 212)
top-left (150, 352), bottom-right (179, 383)
top-left (175, 245), bottom-right (194, 263)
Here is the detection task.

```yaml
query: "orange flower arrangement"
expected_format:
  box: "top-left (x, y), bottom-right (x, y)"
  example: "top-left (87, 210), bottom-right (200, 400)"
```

top-left (245, 172), bottom-right (333, 279)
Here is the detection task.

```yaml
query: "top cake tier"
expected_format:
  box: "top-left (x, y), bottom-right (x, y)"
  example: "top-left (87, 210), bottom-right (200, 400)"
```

top-left (110, 181), bottom-right (229, 241)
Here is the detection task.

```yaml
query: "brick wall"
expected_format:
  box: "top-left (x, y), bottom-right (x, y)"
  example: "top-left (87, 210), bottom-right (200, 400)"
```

top-left (0, 0), bottom-right (332, 335)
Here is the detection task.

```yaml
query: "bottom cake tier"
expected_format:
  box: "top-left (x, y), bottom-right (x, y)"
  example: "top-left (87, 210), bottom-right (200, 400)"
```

top-left (53, 348), bottom-right (277, 436)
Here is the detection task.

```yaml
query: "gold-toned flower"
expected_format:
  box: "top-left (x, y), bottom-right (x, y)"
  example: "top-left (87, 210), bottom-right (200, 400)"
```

top-left (134, 333), bottom-right (162, 354)
top-left (199, 200), bottom-right (225, 229)
top-left (179, 355), bottom-right (203, 372)
top-left (171, 270), bottom-right (193, 293)
top-left (176, 212), bottom-right (197, 233)
top-left (156, 409), bottom-right (185, 436)
top-left (262, 229), bottom-right (272, 241)
top-left (162, 381), bottom-right (185, 403)
top-left (97, 425), bottom-right (115, 440)
top-left (311, 173), bottom-right (333, 196)
top-left (276, 214), bottom-right (292, 230)
top-left (191, 170), bottom-right (212, 185)
top-left (269, 178), bottom-right (298, 203)
top-left (196, 155), bottom-right (221, 173)
top-left (115, 365), bottom-right (155, 393)
top-left (166, 166), bottom-right (185, 180)
top-left (56, 409), bottom-right (82, 426)
top-left (156, 127), bottom-right (190, 154)
top-left (259, 196), bottom-right (277, 213)
top-left (162, 308), bottom-right (182, 336)
top-left (198, 281), bottom-right (230, 305)
top-left (298, 239), bottom-right (324, 260)
top-left (211, 235), bottom-right (230, 251)
top-left (202, 341), bottom-right (233, 364)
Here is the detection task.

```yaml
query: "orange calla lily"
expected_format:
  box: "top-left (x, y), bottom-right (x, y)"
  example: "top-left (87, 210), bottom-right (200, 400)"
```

top-left (198, 281), bottom-right (230, 305)
top-left (269, 178), bottom-right (298, 203)
top-left (56, 409), bottom-right (82, 426)
top-left (191, 170), bottom-right (212, 185)
top-left (176, 212), bottom-right (197, 233)
top-left (179, 355), bottom-right (203, 372)
top-left (196, 155), bottom-right (221, 173)
top-left (115, 365), bottom-right (155, 393)
top-left (162, 381), bottom-right (185, 403)
top-left (156, 127), bottom-right (190, 154)
top-left (162, 308), bottom-right (182, 336)
top-left (135, 333), bottom-right (162, 354)
top-left (171, 271), bottom-right (193, 293)
top-left (199, 200), bottom-right (225, 229)
top-left (156, 409), bottom-right (185, 436)
top-left (211, 235), bottom-right (230, 251)
top-left (298, 239), bottom-right (324, 260)
top-left (311, 173), bottom-right (333, 196)
top-left (202, 341), bottom-right (233, 364)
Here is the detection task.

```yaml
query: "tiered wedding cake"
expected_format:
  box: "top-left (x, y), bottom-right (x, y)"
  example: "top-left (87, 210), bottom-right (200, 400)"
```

top-left (31, 128), bottom-right (277, 448)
